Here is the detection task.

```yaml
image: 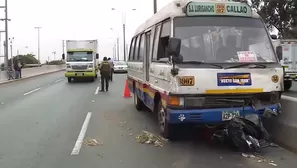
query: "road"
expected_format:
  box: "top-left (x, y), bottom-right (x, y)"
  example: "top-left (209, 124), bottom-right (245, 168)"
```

top-left (1, 71), bottom-right (297, 168)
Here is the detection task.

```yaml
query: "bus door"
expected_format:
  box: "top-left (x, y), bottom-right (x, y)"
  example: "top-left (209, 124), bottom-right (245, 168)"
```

top-left (144, 30), bottom-right (152, 82)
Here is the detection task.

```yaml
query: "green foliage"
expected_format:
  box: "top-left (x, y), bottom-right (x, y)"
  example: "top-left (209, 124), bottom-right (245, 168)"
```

top-left (251, 0), bottom-right (297, 38)
top-left (47, 60), bottom-right (64, 65)
top-left (1, 54), bottom-right (39, 70)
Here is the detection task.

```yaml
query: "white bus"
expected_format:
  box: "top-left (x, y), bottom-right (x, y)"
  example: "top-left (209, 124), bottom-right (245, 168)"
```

top-left (127, 0), bottom-right (283, 139)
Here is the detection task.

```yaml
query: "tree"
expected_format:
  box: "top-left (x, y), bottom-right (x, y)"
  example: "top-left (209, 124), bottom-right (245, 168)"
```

top-left (1, 54), bottom-right (39, 70)
top-left (250, 0), bottom-right (297, 38)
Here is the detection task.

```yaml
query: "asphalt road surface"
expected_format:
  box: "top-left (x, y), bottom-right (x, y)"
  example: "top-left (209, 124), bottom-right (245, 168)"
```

top-left (1, 71), bottom-right (297, 168)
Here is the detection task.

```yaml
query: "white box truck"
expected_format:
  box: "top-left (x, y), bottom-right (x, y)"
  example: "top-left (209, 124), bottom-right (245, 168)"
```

top-left (62, 40), bottom-right (99, 83)
top-left (272, 39), bottom-right (297, 91)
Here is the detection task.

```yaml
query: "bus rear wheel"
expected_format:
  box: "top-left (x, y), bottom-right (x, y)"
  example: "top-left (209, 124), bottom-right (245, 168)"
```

top-left (134, 90), bottom-right (144, 111)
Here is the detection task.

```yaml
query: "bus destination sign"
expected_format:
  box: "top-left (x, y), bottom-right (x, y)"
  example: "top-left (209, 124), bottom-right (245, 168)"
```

top-left (186, 2), bottom-right (252, 17)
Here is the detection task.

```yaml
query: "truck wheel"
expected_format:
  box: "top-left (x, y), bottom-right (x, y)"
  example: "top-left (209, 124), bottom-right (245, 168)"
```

top-left (134, 90), bottom-right (144, 111)
top-left (284, 80), bottom-right (292, 91)
top-left (67, 77), bottom-right (72, 83)
top-left (156, 100), bottom-right (177, 139)
top-left (90, 77), bottom-right (95, 82)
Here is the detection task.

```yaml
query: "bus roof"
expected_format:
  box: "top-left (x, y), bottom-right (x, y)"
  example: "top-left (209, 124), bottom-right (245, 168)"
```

top-left (134, 0), bottom-right (260, 36)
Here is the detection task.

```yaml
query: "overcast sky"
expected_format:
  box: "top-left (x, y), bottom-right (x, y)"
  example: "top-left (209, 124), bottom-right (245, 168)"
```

top-left (0, 0), bottom-right (171, 63)
top-left (0, 0), bottom-right (277, 64)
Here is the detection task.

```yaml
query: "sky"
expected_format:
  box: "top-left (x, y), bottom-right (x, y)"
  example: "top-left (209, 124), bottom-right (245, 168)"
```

top-left (0, 0), bottom-right (277, 64)
top-left (0, 0), bottom-right (172, 63)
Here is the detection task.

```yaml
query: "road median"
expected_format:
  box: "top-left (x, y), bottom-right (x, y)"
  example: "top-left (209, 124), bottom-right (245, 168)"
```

top-left (264, 98), bottom-right (297, 153)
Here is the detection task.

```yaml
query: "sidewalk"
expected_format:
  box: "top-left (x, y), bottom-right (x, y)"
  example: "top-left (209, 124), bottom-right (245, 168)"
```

top-left (0, 65), bottom-right (65, 84)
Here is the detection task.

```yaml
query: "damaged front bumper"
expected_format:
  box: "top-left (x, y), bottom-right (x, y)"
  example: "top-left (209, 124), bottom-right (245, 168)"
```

top-left (167, 103), bottom-right (281, 124)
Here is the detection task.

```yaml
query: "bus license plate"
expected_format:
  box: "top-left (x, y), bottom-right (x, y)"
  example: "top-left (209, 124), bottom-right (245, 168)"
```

top-left (178, 76), bottom-right (195, 86)
top-left (222, 111), bottom-right (240, 121)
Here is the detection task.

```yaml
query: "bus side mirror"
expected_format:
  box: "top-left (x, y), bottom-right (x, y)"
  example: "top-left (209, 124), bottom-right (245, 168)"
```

top-left (168, 37), bottom-right (181, 56)
top-left (96, 53), bottom-right (99, 59)
top-left (271, 34), bottom-right (277, 39)
top-left (62, 53), bottom-right (65, 60)
top-left (276, 46), bottom-right (282, 60)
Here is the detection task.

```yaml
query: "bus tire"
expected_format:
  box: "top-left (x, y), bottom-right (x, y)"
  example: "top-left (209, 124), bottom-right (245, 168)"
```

top-left (284, 80), bottom-right (292, 91)
top-left (156, 100), bottom-right (176, 139)
top-left (67, 77), bottom-right (72, 83)
top-left (134, 91), bottom-right (144, 111)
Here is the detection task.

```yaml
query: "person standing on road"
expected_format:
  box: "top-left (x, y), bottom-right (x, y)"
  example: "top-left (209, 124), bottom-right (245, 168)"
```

top-left (99, 57), bottom-right (111, 92)
top-left (18, 59), bottom-right (23, 78)
top-left (13, 59), bottom-right (20, 79)
top-left (108, 57), bottom-right (114, 82)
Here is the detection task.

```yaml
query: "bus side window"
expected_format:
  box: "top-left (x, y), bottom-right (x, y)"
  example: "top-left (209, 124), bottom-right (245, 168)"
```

top-left (157, 20), bottom-right (170, 61)
top-left (128, 37), bottom-right (136, 61)
top-left (152, 24), bottom-right (162, 62)
top-left (134, 36), bottom-right (141, 61)
top-left (139, 33), bottom-right (145, 61)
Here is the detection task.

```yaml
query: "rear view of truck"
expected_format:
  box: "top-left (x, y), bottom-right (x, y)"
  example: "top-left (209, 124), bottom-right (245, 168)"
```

top-left (273, 39), bottom-right (297, 91)
top-left (62, 40), bottom-right (99, 83)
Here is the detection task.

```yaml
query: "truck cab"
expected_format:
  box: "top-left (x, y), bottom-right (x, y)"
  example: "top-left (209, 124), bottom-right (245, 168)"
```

top-left (62, 40), bottom-right (99, 83)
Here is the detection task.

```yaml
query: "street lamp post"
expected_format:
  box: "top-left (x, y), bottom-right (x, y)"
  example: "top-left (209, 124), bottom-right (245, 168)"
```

top-left (110, 28), bottom-right (120, 60)
top-left (0, 31), bottom-right (5, 58)
top-left (52, 51), bottom-right (56, 60)
top-left (8, 37), bottom-right (14, 67)
top-left (34, 27), bottom-right (42, 64)
top-left (154, 0), bottom-right (157, 13)
top-left (111, 8), bottom-right (136, 61)
top-left (0, 0), bottom-right (11, 70)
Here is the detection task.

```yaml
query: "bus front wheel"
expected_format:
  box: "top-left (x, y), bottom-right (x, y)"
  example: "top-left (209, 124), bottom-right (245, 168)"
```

top-left (156, 100), bottom-right (177, 139)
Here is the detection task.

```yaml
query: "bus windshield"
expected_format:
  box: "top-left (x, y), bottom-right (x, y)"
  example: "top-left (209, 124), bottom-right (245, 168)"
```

top-left (174, 17), bottom-right (276, 63)
top-left (67, 51), bottom-right (93, 62)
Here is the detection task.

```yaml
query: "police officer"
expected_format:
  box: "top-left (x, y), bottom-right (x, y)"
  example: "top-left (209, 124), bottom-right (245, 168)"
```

top-left (99, 57), bottom-right (111, 92)
top-left (108, 57), bottom-right (114, 81)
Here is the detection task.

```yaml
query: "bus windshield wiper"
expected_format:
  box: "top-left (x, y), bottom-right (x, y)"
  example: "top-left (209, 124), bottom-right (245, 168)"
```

top-left (224, 63), bottom-right (267, 69)
top-left (182, 61), bottom-right (223, 69)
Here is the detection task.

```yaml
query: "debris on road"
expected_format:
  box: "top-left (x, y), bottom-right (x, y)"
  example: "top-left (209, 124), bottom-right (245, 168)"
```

top-left (83, 138), bottom-right (102, 146)
top-left (269, 161), bottom-right (277, 166)
top-left (242, 153), bottom-right (255, 158)
top-left (212, 116), bottom-right (272, 153)
top-left (135, 130), bottom-right (168, 147)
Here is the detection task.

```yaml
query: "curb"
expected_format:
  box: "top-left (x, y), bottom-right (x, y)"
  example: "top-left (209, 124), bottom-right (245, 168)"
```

top-left (0, 69), bottom-right (65, 85)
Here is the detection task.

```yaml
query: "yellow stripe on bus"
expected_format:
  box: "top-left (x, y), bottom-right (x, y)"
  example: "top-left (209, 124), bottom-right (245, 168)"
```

top-left (206, 88), bottom-right (263, 94)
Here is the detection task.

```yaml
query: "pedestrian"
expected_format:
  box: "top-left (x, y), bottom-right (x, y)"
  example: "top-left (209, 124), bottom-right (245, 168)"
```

top-left (108, 57), bottom-right (114, 81)
top-left (18, 59), bottom-right (23, 78)
top-left (13, 59), bottom-right (20, 79)
top-left (99, 57), bottom-right (111, 92)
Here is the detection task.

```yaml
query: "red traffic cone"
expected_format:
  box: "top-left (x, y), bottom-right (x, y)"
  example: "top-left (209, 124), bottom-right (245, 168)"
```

top-left (123, 80), bottom-right (132, 98)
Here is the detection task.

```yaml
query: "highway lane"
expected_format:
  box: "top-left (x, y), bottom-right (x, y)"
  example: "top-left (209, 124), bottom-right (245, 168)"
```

top-left (0, 73), bottom-right (297, 168)
top-left (0, 71), bottom-right (65, 105)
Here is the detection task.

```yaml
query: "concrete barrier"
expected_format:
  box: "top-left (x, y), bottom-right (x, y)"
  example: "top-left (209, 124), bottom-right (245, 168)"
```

top-left (0, 65), bottom-right (66, 84)
top-left (263, 97), bottom-right (297, 153)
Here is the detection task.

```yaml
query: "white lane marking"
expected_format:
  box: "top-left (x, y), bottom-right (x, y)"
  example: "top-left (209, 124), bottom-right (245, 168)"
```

top-left (23, 87), bottom-right (42, 96)
top-left (282, 95), bottom-right (297, 102)
top-left (94, 86), bottom-right (100, 94)
top-left (71, 112), bottom-right (92, 155)
top-left (54, 79), bottom-right (63, 83)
